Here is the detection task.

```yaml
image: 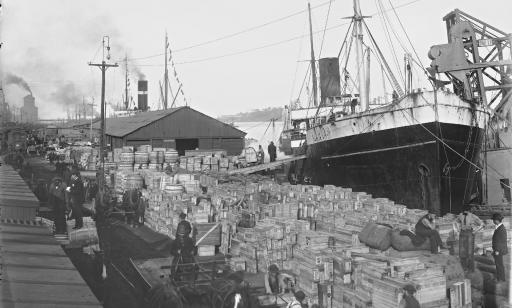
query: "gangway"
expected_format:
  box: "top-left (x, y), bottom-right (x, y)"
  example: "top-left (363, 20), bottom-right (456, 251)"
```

top-left (227, 155), bottom-right (306, 175)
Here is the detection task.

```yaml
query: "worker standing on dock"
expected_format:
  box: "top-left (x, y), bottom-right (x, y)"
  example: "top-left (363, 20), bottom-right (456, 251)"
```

top-left (454, 207), bottom-right (483, 271)
top-left (415, 213), bottom-right (444, 254)
top-left (48, 176), bottom-right (68, 234)
top-left (268, 142), bottom-right (277, 162)
top-left (491, 213), bottom-right (508, 281)
top-left (67, 171), bottom-right (84, 229)
top-left (257, 145), bottom-right (265, 164)
top-left (177, 212), bottom-right (192, 238)
top-left (170, 222), bottom-right (196, 281)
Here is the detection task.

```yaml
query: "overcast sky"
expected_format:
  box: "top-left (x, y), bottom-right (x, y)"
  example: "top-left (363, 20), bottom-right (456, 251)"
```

top-left (1, 0), bottom-right (511, 119)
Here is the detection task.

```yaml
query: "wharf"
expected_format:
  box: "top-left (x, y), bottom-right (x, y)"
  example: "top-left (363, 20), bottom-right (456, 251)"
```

top-left (0, 158), bottom-right (102, 308)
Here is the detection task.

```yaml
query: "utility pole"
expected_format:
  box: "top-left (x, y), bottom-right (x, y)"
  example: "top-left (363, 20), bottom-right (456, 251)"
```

top-left (164, 32), bottom-right (169, 109)
top-left (308, 2), bottom-right (319, 107)
top-left (88, 36), bottom-right (118, 187)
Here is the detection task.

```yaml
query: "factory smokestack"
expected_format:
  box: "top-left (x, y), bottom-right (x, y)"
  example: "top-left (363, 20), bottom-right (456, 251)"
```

top-left (137, 80), bottom-right (148, 111)
top-left (319, 58), bottom-right (341, 106)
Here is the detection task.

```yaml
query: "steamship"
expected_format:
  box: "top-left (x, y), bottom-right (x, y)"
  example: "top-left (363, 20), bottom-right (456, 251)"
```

top-left (298, 3), bottom-right (496, 215)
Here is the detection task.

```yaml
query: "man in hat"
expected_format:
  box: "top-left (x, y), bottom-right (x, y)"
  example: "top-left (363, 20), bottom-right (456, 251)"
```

top-left (492, 213), bottom-right (508, 281)
top-left (415, 212), bottom-right (444, 254)
top-left (170, 220), bottom-right (196, 281)
top-left (176, 212), bottom-right (192, 238)
top-left (48, 176), bottom-right (68, 234)
top-left (264, 264), bottom-right (295, 295)
top-left (67, 172), bottom-right (84, 229)
top-left (268, 141), bottom-right (277, 163)
top-left (399, 284), bottom-right (420, 308)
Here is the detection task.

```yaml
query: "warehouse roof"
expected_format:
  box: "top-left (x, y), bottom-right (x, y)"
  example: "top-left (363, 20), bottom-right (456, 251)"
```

top-left (99, 107), bottom-right (245, 138)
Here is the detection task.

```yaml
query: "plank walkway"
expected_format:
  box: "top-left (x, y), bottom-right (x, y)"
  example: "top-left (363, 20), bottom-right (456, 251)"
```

top-left (227, 155), bottom-right (306, 175)
top-left (0, 158), bottom-right (102, 308)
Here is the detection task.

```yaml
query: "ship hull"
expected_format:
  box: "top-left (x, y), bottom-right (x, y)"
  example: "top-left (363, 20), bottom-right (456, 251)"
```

top-left (303, 91), bottom-right (489, 215)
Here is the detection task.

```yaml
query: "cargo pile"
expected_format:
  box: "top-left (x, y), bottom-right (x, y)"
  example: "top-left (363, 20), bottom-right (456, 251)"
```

top-left (106, 165), bottom-right (511, 307)
top-left (98, 145), bottom-right (510, 307)
top-left (93, 146), bottom-right (255, 174)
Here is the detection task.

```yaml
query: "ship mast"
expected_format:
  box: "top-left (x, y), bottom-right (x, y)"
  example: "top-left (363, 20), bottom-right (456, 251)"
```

top-left (164, 32), bottom-right (169, 110)
top-left (354, 0), bottom-right (368, 111)
top-left (308, 2), bottom-right (319, 107)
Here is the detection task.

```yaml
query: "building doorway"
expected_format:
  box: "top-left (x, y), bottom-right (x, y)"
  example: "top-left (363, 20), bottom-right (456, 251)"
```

top-left (175, 138), bottom-right (199, 156)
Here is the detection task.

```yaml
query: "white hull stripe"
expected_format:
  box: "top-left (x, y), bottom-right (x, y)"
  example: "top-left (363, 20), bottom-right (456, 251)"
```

top-left (307, 91), bottom-right (490, 145)
top-left (321, 140), bottom-right (437, 160)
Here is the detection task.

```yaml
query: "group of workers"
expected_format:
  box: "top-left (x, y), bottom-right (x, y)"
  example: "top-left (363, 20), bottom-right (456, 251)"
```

top-left (414, 208), bottom-right (507, 282)
top-left (259, 207), bottom-right (508, 308)
top-left (48, 161), bottom-right (85, 233)
top-left (257, 141), bottom-right (277, 164)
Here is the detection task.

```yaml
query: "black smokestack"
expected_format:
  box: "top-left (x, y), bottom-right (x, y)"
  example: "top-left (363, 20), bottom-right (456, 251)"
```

top-left (5, 73), bottom-right (32, 95)
top-left (319, 58), bottom-right (341, 106)
top-left (138, 80), bottom-right (148, 111)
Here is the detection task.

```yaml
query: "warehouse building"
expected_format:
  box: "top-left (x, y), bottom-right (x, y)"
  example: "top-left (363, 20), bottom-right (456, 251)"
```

top-left (103, 107), bottom-right (246, 155)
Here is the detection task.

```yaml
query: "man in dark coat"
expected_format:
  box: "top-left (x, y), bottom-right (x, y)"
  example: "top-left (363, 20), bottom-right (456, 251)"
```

top-left (48, 177), bottom-right (68, 234)
top-left (492, 213), bottom-right (508, 281)
top-left (67, 172), bottom-right (84, 229)
top-left (268, 142), bottom-right (277, 162)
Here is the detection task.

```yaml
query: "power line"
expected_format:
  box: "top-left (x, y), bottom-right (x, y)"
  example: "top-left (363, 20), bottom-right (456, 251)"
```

top-left (174, 0), bottom-right (335, 53)
top-left (117, 0), bottom-right (335, 62)
top-left (119, 0), bottom-right (423, 65)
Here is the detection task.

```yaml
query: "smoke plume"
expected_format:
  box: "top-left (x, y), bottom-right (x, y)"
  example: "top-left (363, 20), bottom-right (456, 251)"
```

top-left (5, 73), bottom-right (32, 95)
top-left (132, 63), bottom-right (146, 80)
top-left (50, 82), bottom-right (83, 107)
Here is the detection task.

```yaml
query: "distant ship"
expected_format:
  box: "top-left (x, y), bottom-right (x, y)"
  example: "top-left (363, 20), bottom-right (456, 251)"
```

top-left (292, 2), bottom-right (509, 215)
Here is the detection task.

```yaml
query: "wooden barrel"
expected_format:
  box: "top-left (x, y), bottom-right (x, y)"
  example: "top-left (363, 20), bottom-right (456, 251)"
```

top-left (126, 173), bottom-right (144, 190)
top-left (149, 151), bottom-right (165, 164)
top-left (164, 149), bottom-right (179, 163)
top-left (148, 163), bottom-right (163, 170)
top-left (68, 227), bottom-right (99, 247)
top-left (137, 144), bottom-right (152, 153)
top-left (120, 152), bottom-right (135, 163)
top-left (122, 146), bottom-right (134, 153)
top-left (134, 151), bottom-right (149, 164)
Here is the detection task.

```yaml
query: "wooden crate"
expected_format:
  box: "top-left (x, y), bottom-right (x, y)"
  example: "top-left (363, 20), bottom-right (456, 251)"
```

top-left (196, 223), bottom-right (221, 246)
top-left (197, 245), bottom-right (215, 257)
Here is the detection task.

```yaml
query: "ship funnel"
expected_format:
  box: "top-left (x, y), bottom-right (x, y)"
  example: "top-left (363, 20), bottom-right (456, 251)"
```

top-left (319, 57), bottom-right (341, 106)
top-left (137, 80), bottom-right (148, 111)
